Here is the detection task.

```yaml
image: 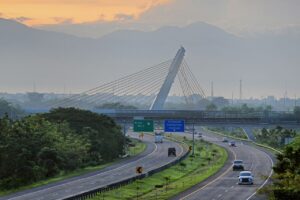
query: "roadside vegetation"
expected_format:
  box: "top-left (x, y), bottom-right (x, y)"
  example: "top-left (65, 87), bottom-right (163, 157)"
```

top-left (0, 108), bottom-right (128, 194)
top-left (261, 135), bottom-right (300, 200)
top-left (253, 126), bottom-right (298, 150)
top-left (0, 99), bottom-right (24, 119)
top-left (294, 106), bottom-right (300, 122)
top-left (221, 103), bottom-right (272, 113)
top-left (206, 127), bottom-right (248, 140)
top-left (0, 138), bottom-right (145, 197)
top-left (90, 135), bottom-right (227, 200)
top-left (127, 138), bottom-right (146, 156)
top-left (95, 102), bottom-right (137, 110)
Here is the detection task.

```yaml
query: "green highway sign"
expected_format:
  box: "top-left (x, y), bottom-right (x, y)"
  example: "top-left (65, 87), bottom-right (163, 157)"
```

top-left (133, 120), bottom-right (154, 132)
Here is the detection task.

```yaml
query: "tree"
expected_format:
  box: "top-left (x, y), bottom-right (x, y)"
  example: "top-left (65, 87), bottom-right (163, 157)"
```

top-left (0, 99), bottom-right (24, 119)
top-left (255, 127), bottom-right (296, 148)
top-left (95, 102), bottom-right (137, 110)
top-left (240, 104), bottom-right (255, 113)
top-left (0, 115), bottom-right (89, 189)
top-left (0, 108), bottom-right (126, 190)
top-left (294, 106), bottom-right (300, 122)
top-left (41, 107), bottom-right (125, 162)
top-left (206, 103), bottom-right (217, 111)
top-left (268, 136), bottom-right (300, 199)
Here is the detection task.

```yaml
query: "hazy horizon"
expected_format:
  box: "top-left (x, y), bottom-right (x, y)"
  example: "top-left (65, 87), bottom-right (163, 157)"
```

top-left (1, 0), bottom-right (300, 99)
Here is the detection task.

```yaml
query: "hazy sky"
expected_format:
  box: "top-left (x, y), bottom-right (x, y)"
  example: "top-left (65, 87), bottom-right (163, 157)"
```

top-left (1, 0), bottom-right (299, 99)
top-left (1, 0), bottom-right (300, 37)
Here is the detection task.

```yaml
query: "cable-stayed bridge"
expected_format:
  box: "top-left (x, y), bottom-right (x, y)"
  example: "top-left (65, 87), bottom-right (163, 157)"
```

top-left (47, 47), bottom-right (299, 126)
top-left (50, 47), bottom-right (205, 110)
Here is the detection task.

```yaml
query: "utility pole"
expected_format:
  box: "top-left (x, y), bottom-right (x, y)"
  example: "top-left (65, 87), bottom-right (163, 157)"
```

top-left (33, 82), bottom-right (36, 93)
top-left (63, 83), bottom-right (66, 94)
top-left (211, 81), bottom-right (214, 98)
top-left (123, 120), bottom-right (126, 155)
top-left (239, 79), bottom-right (242, 102)
top-left (192, 121), bottom-right (195, 156)
top-left (284, 90), bottom-right (287, 109)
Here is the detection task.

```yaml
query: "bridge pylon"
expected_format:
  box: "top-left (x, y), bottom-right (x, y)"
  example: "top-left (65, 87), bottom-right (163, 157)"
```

top-left (150, 47), bottom-right (185, 110)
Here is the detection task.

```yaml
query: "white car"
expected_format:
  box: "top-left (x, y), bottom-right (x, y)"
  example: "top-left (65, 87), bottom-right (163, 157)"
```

top-left (238, 171), bottom-right (254, 185)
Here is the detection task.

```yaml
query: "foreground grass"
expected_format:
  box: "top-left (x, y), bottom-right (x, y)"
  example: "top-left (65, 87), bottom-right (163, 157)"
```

top-left (91, 135), bottom-right (227, 200)
top-left (0, 138), bottom-right (146, 197)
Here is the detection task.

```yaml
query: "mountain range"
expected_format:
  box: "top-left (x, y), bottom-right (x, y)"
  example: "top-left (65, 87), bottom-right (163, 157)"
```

top-left (0, 18), bottom-right (299, 97)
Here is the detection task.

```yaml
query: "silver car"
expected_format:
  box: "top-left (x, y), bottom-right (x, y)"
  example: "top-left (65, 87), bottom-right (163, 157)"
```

top-left (238, 171), bottom-right (254, 185)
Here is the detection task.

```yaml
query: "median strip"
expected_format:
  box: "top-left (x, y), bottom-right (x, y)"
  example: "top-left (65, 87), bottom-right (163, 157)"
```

top-left (88, 135), bottom-right (227, 200)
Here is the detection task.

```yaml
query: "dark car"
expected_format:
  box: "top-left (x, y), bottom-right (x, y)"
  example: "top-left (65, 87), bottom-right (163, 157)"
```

top-left (233, 160), bottom-right (244, 171)
top-left (222, 137), bottom-right (228, 142)
top-left (168, 147), bottom-right (176, 157)
top-left (229, 141), bottom-right (236, 147)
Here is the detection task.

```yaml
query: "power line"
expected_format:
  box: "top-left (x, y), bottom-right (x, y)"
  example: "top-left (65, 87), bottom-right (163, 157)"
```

top-left (50, 60), bottom-right (172, 108)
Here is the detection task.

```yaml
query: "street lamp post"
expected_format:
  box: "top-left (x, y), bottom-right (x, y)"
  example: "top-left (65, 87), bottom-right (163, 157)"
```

top-left (192, 121), bottom-right (195, 156)
top-left (123, 120), bottom-right (126, 154)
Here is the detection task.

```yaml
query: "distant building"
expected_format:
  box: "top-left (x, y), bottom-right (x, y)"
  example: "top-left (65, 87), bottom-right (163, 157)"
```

top-left (211, 97), bottom-right (229, 108)
top-left (27, 92), bottom-right (44, 103)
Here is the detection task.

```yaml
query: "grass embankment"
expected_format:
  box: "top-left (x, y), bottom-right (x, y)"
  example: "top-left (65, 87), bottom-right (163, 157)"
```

top-left (0, 138), bottom-right (146, 197)
top-left (251, 129), bottom-right (284, 153)
top-left (206, 127), bottom-right (283, 154)
top-left (206, 127), bottom-right (248, 140)
top-left (90, 135), bottom-right (227, 200)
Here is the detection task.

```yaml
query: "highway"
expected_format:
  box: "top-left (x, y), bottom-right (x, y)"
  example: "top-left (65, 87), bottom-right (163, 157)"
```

top-left (1, 133), bottom-right (187, 200)
top-left (172, 128), bottom-right (275, 200)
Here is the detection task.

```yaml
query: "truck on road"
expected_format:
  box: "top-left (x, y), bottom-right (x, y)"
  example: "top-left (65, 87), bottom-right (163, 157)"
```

top-left (155, 132), bottom-right (164, 143)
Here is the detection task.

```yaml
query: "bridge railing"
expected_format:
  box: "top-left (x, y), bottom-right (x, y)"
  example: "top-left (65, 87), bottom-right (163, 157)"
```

top-left (94, 109), bottom-right (298, 123)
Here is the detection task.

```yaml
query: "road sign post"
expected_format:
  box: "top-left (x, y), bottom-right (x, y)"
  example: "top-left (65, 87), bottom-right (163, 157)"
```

top-left (136, 166), bottom-right (143, 174)
top-left (192, 122), bottom-right (195, 156)
top-left (123, 120), bottom-right (126, 155)
top-left (133, 120), bottom-right (154, 132)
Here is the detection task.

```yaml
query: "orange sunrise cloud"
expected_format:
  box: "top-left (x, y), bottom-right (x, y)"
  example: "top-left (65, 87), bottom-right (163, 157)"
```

top-left (0, 0), bottom-right (171, 25)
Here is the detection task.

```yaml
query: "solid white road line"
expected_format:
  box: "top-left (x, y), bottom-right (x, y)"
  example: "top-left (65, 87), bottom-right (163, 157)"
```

top-left (246, 150), bottom-right (274, 200)
top-left (179, 148), bottom-right (237, 200)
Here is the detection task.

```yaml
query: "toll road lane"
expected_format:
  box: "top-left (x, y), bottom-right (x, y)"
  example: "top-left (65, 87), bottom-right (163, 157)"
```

top-left (172, 129), bottom-right (274, 200)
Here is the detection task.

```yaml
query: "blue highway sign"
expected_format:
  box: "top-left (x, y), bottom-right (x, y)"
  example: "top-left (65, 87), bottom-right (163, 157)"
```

top-left (164, 120), bottom-right (185, 132)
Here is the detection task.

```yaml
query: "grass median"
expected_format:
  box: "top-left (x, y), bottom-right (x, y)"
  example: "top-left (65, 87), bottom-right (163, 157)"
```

top-left (91, 135), bottom-right (227, 200)
top-left (0, 138), bottom-right (146, 197)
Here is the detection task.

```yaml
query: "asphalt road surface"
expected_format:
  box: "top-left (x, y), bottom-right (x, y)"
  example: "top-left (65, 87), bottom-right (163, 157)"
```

top-left (1, 132), bottom-right (186, 200)
top-left (172, 128), bottom-right (274, 200)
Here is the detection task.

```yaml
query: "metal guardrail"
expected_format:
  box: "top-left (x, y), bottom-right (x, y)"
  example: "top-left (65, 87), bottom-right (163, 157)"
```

top-left (63, 143), bottom-right (190, 200)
